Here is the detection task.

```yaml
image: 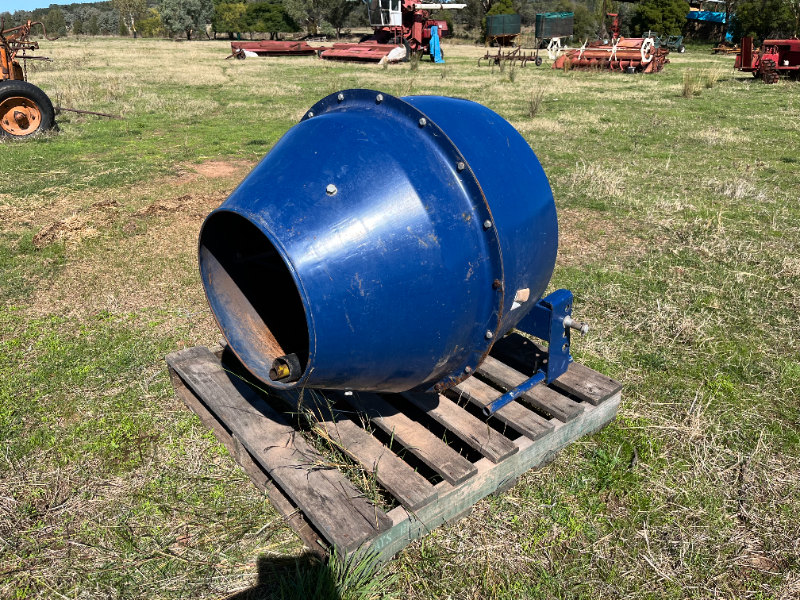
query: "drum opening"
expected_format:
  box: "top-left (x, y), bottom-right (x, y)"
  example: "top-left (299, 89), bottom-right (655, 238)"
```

top-left (199, 211), bottom-right (310, 383)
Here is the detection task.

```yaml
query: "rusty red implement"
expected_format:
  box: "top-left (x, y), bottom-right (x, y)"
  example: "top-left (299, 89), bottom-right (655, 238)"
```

top-left (319, 43), bottom-right (404, 62)
top-left (228, 40), bottom-right (325, 59)
top-left (552, 37), bottom-right (670, 74)
top-left (0, 18), bottom-right (58, 138)
top-left (736, 37), bottom-right (800, 83)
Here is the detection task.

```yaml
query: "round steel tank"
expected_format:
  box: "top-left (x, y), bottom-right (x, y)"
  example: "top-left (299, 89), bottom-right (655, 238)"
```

top-left (199, 89), bottom-right (558, 393)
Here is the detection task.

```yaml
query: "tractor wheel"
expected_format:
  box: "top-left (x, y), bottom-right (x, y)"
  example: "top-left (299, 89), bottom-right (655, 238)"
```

top-left (0, 80), bottom-right (56, 139)
top-left (402, 40), bottom-right (411, 63)
top-left (535, 55), bottom-right (543, 66)
top-left (678, 45), bottom-right (686, 53)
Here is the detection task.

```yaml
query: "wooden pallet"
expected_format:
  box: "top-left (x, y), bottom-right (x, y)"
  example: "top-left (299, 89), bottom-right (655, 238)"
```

top-left (166, 333), bottom-right (621, 559)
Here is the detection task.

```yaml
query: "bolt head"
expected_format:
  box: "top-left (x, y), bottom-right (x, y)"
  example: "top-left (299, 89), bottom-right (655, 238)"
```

top-left (485, 330), bottom-right (493, 340)
top-left (376, 94), bottom-right (384, 103)
top-left (326, 184), bottom-right (337, 196)
top-left (418, 117), bottom-right (427, 127)
top-left (457, 162), bottom-right (465, 171)
top-left (465, 366), bottom-right (472, 374)
top-left (483, 220), bottom-right (492, 230)
top-left (307, 111), bottom-right (314, 118)
top-left (337, 93), bottom-right (344, 101)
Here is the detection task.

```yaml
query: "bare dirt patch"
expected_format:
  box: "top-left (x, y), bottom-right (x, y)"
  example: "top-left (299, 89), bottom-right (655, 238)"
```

top-left (557, 207), bottom-right (650, 267)
top-left (31, 199), bottom-right (124, 248)
top-left (28, 191), bottom-right (225, 345)
top-left (3, 160), bottom-right (253, 239)
top-left (173, 160), bottom-right (254, 185)
top-left (134, 194), bottom-right (196, 217)
top-left (193, 160), bottom-right (248, 179)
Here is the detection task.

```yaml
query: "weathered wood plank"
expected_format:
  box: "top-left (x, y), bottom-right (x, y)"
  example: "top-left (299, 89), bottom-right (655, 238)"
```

top-left (490, 333), bottom-right (621, 406)
top-left (552, 362), bottom-right (623, 407)
top-left (302, 398), bottom-right (438, 512)
top-left (401, 391), bottom-right (518, 464)
top-left (167, 367), bottom-right (327, 558)
top-left (449, 377), bottom-right (554, 441)
top-left (476, 356), bottom-right (584, 422)
top-left (338, 391), bottom-right (477, 486)
top-left (366, 392), bottom-right (621, 559)
top-left (219, 347), bottom-right (438, 512)
top-left (167, 346), bottom-right (391, 553)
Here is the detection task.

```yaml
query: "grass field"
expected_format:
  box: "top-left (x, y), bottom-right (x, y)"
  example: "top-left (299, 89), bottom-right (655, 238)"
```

top-left (1, 37), bottom-right (799, 599)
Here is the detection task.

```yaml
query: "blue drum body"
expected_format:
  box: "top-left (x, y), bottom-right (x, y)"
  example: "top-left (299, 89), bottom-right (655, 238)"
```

top-left (199, 90), bottom-right (559, 393)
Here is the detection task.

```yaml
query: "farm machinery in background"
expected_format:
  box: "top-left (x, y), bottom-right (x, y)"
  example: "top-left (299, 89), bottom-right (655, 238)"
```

top-left (229, 40), bottom-right (322, 58)
top-left (552, 36), bottom-right (671, 73)
top-left (321, 0), bottom-right (463, 62)
top-left (0, 18), bottom-right (57, 138)
top-left (643, 30), bottom-right (686, 53)
top-left (736, 36), bottom-right (800, 83)
top-left (479, 12), bottom-right (573, 69)
top-left (229, 0), bottom-right (464, 63)
top-left (536, 11), bottom-right (573, 60)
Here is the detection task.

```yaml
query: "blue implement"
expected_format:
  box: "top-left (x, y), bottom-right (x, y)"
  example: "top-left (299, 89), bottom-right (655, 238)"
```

top-left (484, 370), bottom-right (546, 416)
top-left (198, 90), bottom-right (562, 395)
top-left (430, 25), bottom-right (444, 63)
top-left (483, 288), bottom-right (579, 416)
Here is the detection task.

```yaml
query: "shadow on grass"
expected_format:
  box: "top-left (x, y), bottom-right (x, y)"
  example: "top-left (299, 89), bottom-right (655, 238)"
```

top-left (228, 548), bottom-right (396, 600)
top-left (228, 553), bottom-right (338, 600)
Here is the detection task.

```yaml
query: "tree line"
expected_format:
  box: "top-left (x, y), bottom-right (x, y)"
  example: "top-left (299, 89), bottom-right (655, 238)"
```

top-left (1, 0), bottom-right (797, 42)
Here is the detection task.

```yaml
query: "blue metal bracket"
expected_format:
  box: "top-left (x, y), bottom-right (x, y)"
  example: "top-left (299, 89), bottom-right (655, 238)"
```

top-left (483, 289), bottom-right (578, 416)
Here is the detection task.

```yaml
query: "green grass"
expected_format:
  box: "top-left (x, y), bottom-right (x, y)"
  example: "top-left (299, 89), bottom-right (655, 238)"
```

top-left (1, 37), bottom-right (799, 599)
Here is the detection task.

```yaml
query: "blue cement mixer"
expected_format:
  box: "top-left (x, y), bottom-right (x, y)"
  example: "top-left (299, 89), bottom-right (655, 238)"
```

top-left (199, 90), bottom-right (587, 415)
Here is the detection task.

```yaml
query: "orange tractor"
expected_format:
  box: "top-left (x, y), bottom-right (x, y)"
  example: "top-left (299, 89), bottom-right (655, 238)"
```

top-left (0, 19), bottom-right (57, 139)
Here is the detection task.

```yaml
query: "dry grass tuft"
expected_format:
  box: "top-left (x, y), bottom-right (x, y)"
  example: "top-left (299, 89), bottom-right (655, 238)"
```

top-left (568, 160), bottom-right (627, 198)
top-left (683, 67), bottom-right (725, 97)
top-left (704, 66), bottom-right (724, 88)
top-left (527, 88), bottom-right (545, 118)
top-left (713, 177), bottom-right (766, 201)
top-left (683, 69), bottom-right (703, 97)
top-left (409, 51), bottom-right (420, 71)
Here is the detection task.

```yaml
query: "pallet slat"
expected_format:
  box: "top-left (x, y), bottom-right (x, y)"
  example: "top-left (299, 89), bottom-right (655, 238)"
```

top-left (339, 391), bottom-right (478, 486)
top-left (553, 362), bottom-right (622, 406)
top-left (167, 347), bottom-right (392, 553)
top-left (168, 368), bottom-right (327, 558)
top-left (368, 391), bottom-right (621, 558)
top-left (476, 356), bottom-right (584, 422)
top-left (450, 377), bottom-right (554, 440)
top-left (401, 391), bottom-right (518, 464)
top-left (300, 396), bottom-right (438, 512)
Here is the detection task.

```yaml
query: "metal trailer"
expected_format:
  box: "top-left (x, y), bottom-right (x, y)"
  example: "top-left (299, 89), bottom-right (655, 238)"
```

top-left (484, 14), bottom-right (521, 47)
top-left (533, 12), bottom-right (573, 63)
top-left (736, 36), bottom-right (800, 83)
